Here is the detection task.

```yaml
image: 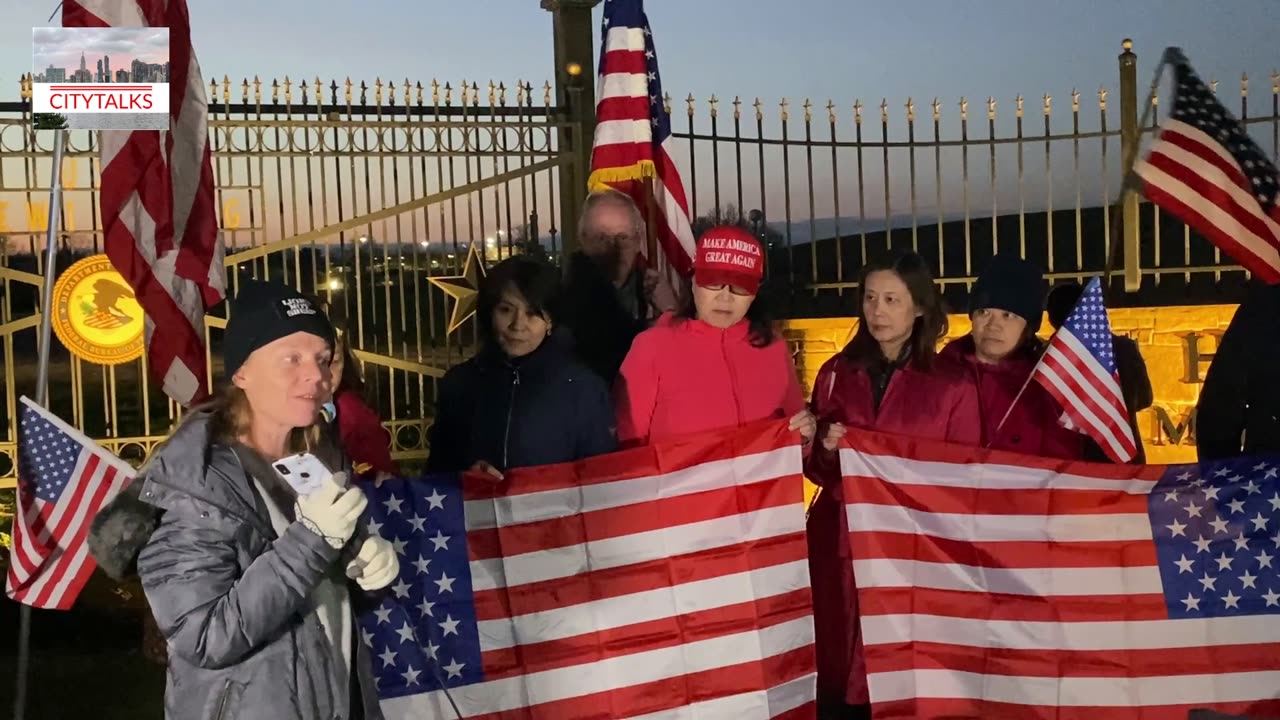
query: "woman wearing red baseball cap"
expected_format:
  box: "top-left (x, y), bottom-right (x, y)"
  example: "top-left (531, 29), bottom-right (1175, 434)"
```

top-left (613, 225), bottom-right (817, 447)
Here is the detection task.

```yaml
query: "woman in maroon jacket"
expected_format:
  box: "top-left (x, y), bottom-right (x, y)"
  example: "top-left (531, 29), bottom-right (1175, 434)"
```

top-left (329, 331), bottom-right (400, 481)
top-left (806, 250), bottom-right (981, 719)
top-left (938, 254), bottom-right (1084, 461)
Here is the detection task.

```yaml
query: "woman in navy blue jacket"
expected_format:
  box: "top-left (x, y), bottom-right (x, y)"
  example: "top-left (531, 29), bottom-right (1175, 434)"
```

top-left (425, 255), bottom-right (618, 477)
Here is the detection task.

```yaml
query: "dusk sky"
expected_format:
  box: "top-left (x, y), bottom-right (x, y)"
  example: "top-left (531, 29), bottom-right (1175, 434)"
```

top-left (0, 1), bottom-right (1277, 249)
top-left (31, 26), bottom-right (168, 74)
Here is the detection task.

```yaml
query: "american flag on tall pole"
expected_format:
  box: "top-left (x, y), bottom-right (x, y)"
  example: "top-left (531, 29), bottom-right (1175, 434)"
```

top-left (5, 397), bottom-right (134, 610)
top-left (842, 430), bottom-right (1280, 719)
top-left (63, 0), bottom-right (226, 407)
top-left (361, 421), bottom-right (816, 719)
top-left (1031, 276), bottom-right (1138, 463)
top-left (1134, 50), bottom-right (1280, 283)
top-left (589, 0), bottom-right (696, 277)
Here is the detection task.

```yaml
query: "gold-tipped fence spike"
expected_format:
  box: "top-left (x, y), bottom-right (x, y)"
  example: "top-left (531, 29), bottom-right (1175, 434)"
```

top-left (403, 78), bottom-right (411, 104)
top-left (1272, 69), bottom-right (1279, 94)
top-left (488, 80), bottom-right (497, 106)
top-left (208, 77), bottom-right (217, 101)
top-left (685, 93), bottom-right (695, 117)
top-left (1098, 86), bottom-right (1107, 111)
top-left (373, 77), bottom-right (383, 106)
top-left (220, 75), bottom-right (229, 104)
top-left (1071, 88), bottom-right (1080, 112)
top-left (959, 96), bottom-right (968, 121)
top-left (854, 98), bottom-right (862, 124)
top-left (802, 98), bottom-right (812, 123)
top-left (1210, 78), bottom-right (1218, 94)
top-left (733, 95), bottom-right (743, 120)
top-left (443, 82), bottom-right (453, 106)
top-left (542, 80), bottom-right (552, 106)
top-left (1015, 94), bottom-right (1024, 118)
top-left (414, 80), bottom-right (424, 105)
top-left (1241, 72), bottom-right (1248, 97)
top-left (497, 81), bottom-right (507, 106)
top-left (513, 79), bottom-right (523, 106)
top-left (1043, 93), bottom-right (1051, 116)
top-left (753, 97), bottom-right (762, 121)
top-left (709, 94), bottom-right (719, 118)
top-left (826, 99), bottom-right (836, 124)
top-left (780, 97), bottom-right (789, 122)
top-left (986, 96), bottom-right (996, 120)
top-left (432, 79), bottom-right (441, 105)
top-left (932, 97), bottom-right (941, 122)
top-left (879, 98), bottom-right (888, 122)
top-left (253, 76), bottom-right (262, 103)
top-left (663, 91), bottom-right (672, 115)
top-left (471, 81), bottom-right (480, 107)
top-left (239, 78), bottom-right (249, 103)
top-left (271, 77), bottom-right (280, 103)
top-left (905, 97), bottom-right (914, 122)
top-left (344, 77), bottom-right (353, 105)
top-left (283, 76), bottom-right (292, 104)
top-left (300, 78), bottom-right (309, 104)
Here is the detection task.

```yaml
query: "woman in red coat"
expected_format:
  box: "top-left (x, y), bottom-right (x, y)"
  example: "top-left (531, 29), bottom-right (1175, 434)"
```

top-left (938, 254), bottom-right (1083, 460)
top-left (329, 331), bottom-right (401, 482)
top-left (614, 225), bottom-right (816, 447)
top-left (806, 250), bottom-right (982, 719)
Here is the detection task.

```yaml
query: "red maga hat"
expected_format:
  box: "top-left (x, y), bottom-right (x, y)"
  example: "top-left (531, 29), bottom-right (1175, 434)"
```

top-left (693, 225), bottom-right (765, 294)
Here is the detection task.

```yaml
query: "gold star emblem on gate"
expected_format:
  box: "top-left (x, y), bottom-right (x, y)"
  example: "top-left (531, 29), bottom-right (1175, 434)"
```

top-left (429, 244), bottom-right (486, 334)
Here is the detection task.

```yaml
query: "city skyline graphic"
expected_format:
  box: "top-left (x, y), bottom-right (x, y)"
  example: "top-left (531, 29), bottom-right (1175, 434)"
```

top-left (32, 26), bottom-right (168, 84)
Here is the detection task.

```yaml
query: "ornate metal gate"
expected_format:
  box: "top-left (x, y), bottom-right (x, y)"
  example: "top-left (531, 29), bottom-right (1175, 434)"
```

top-left (0, 75), bottom-right (587, 484)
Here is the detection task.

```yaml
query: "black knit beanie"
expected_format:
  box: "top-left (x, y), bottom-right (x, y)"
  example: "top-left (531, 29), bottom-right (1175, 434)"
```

top-left (222, 279), bottom-right (336, 378)
top-left (969, 255), bottom-right (1046, 326)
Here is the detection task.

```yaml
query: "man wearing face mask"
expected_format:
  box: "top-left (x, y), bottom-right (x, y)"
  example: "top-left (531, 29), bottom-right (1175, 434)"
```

top-left (561, 189), bottom-right (680, 384)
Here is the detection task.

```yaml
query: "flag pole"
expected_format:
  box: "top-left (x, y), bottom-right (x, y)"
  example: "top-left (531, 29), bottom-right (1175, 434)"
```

top-left (1101, 47), bottom-right (1179, 302)
top-left (13, 127), bottom-right (68, 720)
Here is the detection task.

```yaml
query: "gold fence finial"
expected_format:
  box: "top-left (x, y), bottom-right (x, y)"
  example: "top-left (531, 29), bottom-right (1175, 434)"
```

top-left (488, 80), bottom-right (497, 106)
top-left (20, 74), bottom-right (31, 100)
top-left (209, 77), bottom-right (217, 103)
top-left (879, 98), bottom-right (888, 123)
top-left (733, 95), bottom-right (742, 120)
top-left (402, 78), bottom-right (411, 106)
top-left (415, 80), bottom-right (424, 106)
top-left (443, 81), bottom-right (453, 106)
top-left (388, 79), bottom-right (397, 105)
top-left (300, 78), bottom-right (309, 104)
top-left (1071, 88), bottom-right (1079, 112)
top-left (221, 75), bottom-right (231, 104)
top-left (663, 91), bottom-right (672, 115)
top-left (271, 77), bottom-right (280, 103)
top-left (513, 79), bottom-right (522, 106)
top-left (932, 97), bottom-right (941, 122)
top-left (542, 80), bottom-right (551, 106)
top-left (854, 98), bottom-right (862, 124)
top-left (1272, 69), bottom-right (1279, 94)
top-left (1098, 86), bottom-right (1107, 111)
top-left (432, 79), bottom-right (441, 105)
top-left (827, 99), bottom-right (836, 124)
top-left (987, 96), bottom-right (996, 120)
top-left (459, 79), bottom-right (468, 106)
top-left (1241, 72), bottom-right (1248, 97)
top-left (905, 97), bottom-right (914, 122)
top-left (1043, 93), bottom-right (1051, 116)
top-left (959, 96), bottom-right (967, 121)
top-left (497, 81), bottom-right (507, 106)
top-left (753, 96), bottom-right (763, 121)
top-left (1015, 94), bottom-right (1024, 118)
top-left (374, 77), bottom-right (383, 106)
top-left (284, 76), bottom-right (293, 104)
top-left (240, 77), bottom-right (249, 103)
top-left (471, 81), bottom-right (479, 107)
top-left (709, 93), bottom-right (719, 118)
top-left (318, 77), bottom-right (327, 107)
top-left (780, 97), bottom-right (789, 122)
top-left (685, 93), bottom-right (695, 117)
top-left (803, 98), bottom-right (812, 123)
top-left (253, 76), bottom-right (262, 104)
top-left (344, 77), bottom-right (353, 105)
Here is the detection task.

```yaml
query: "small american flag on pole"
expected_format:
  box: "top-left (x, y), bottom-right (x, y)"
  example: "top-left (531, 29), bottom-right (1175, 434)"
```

top-left (1134, 52), bottom-right (1280, 283)
top-left (361, 421), bottom-right (815, 719)
top-left (63, 0), bottom-right (226, 407)
top-left (589, 0), bottom-right (696, 277)
top-left (1031, 276), bottom-right (1137, 463)
top-left (842, 430), bottom-right (1280, 719)
top-left (5, 397), bottom-right (134, 610)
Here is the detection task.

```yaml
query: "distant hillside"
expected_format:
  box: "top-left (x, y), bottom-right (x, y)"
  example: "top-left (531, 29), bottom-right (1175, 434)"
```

top-left (766, 202), bottom-right (1252, 318)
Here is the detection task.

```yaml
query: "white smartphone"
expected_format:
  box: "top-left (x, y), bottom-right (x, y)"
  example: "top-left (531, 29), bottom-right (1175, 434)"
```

top-left (272, 452), bottom-right (336, 497)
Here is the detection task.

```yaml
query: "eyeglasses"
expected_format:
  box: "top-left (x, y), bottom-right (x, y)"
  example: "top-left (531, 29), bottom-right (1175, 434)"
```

top-left (586, 232), bottom-right (638, 246)
top-left (697, 283), bottom-right (754, 297)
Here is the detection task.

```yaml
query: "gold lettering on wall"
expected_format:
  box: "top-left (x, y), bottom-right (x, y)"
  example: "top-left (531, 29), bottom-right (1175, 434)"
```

top-left (222, 198), bottom-right (241, 229)
top-left (1181, 331), bottom-right (1223, 384)
top-left (1153, 406), bottom-right (1196, 446)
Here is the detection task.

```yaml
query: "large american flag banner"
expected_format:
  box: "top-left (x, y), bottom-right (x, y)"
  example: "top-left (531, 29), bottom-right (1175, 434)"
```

top-left (1031, 276), bottom-right (1137, 463)
top-left (5, 397), bottom-right (134, 609)
top-left (841, 430), bottom-right (1280, 719)
top-left (589, 0), bottom-right (697, 277)
top-left (64, 0), bottom-right (226, 407)
top-left (1134, 51), bottom-right (1280, 283)
top-left (360, 420), bottom-right (816, 719)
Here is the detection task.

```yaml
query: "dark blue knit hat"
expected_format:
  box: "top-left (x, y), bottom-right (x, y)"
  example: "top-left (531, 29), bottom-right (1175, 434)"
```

top-left (969, 255), bottom-right (1046, 326)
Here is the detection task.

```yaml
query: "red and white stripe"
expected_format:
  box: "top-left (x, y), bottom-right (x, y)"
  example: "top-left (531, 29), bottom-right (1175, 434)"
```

top-left (839, 432), bottom-right (1280, 720)
top-left (64, 0), bottom-right (225, 407)
top-left (590, 13), bottom-right (696, 279)
top-left (1135, 117), bottom-right (1280, 283)
top-left (1033, 328), bottom-right (1138, 463)
top-left (380, 421), bottom-right (815, 720)
top-left (5, 398), bottom-right (134, 610)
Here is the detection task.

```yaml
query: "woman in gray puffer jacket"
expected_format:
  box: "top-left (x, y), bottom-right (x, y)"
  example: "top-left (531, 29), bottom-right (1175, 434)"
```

top-left (88, 280), bottom-right (399, 720)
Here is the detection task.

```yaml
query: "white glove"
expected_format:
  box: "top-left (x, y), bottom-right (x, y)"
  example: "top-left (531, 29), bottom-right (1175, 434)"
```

top-left (295, 476), bottom-right (367, 550)
top-left (346, 536), bottom-right (399, 591)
